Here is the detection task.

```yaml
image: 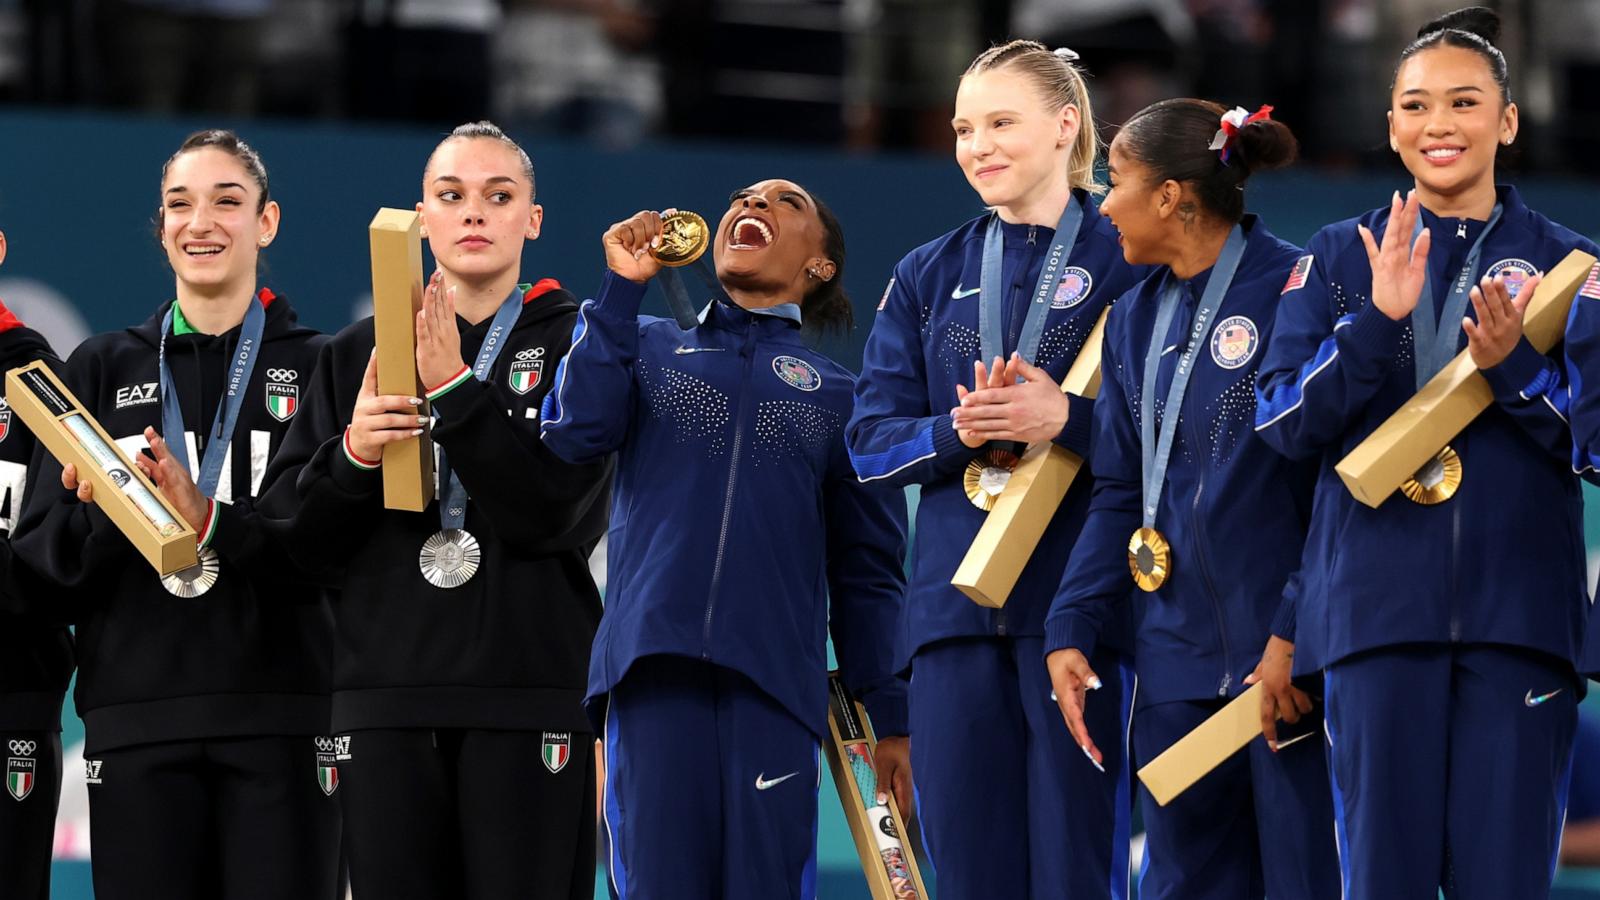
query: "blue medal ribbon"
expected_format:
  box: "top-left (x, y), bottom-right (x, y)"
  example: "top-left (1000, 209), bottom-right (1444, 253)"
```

top-left (977, 194), bottom-right (1084, 366)
top-left (657, 258), bottom-right (723, 330)
top-left (436, 285), bottom-right (525, 531)
top-left (1409, 203), bottom-right (1503, 390)
top-left (1139, 225), bottom-right (1248, 529)
top-left (158, 296), bottom-right (266, 498)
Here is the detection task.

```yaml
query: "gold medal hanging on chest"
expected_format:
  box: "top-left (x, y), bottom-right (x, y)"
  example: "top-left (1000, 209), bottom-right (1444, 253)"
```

top-left (1127, 527), bottom-right (1172, 592)
top-left (1399, 445), bottom-right (1462, 505)
top-left (964, 449), bottom-right (1020, 511)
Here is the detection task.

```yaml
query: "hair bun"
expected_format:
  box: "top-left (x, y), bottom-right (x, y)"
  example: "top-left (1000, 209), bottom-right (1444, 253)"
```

top-left (1232, 117), bottom-right (1299, 175)
top-left (1418, 6), bottom-right (1500, 44)
top-left (1053, 47), bottom-right (1080, 61)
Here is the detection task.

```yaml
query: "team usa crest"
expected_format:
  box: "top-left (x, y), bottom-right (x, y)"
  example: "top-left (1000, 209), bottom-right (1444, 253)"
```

top-left (509, 347), bottom-right (545, 395)
top-left (542, 732), bottom-right (571, 774)
top-left (314, 736), bottom-right (350, 796)
top-left (772, 356), bottom-right (822, 392)
top-left (7, 740), bottom-right (36, 801)
top-left (1211, 316), bottom-right (1260, 369)
top-left (1486, 258), bottom-right (1538, 299)
top-left (1051, 267), bottom-right (1093, 309)
top-left (265, 368), bottom-right (299, 422)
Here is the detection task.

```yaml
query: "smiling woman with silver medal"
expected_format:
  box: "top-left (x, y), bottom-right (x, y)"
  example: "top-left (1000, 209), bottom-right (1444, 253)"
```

top-left (1255, 8), bottom-right (1600, 897)
top-left (255, 122), bottom-right (611, 899)
top-left (13, 130), bottom-right (339, 900)
top-left (540, 180), bottom-right (909, 900)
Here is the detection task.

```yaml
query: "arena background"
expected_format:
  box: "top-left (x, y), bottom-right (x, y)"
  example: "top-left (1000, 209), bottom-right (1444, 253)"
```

top-left (2, 0), bottom-right (1600, 896)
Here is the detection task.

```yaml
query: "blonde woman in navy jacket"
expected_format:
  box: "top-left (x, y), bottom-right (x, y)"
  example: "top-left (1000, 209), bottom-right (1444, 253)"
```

top-left (1254, 8), bottom-right (1598, 898)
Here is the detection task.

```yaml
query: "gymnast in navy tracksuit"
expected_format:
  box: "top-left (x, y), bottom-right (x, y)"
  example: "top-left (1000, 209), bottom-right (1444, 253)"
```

top-left (847, 40), bottom-right (1142, 900)
top-left (1254, 9), bottom-right (1597, 898)
top-left (1044, 99), bottom-right (1339, 900)
top-left (1562, 263), bottom-right (1600, 682)
top-left (540, 182), bottom-right (908, 900)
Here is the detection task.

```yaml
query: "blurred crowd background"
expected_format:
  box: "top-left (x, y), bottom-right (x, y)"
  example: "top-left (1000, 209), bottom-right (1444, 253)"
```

top-left (3, 0), bottom-right (1600, 171)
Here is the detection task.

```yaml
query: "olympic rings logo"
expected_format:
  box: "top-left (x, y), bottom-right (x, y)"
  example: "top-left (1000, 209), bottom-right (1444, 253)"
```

top-left (314, 737), bottom-right (334, 752)
top-left (266, 368), bottom-right (299, 383)
top-left (7, 740), bottom-right (36, 756)
top-left (515, 348), bottom-right (545, 360)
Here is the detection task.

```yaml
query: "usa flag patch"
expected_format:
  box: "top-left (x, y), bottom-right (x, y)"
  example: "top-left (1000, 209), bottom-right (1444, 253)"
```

top-left (1281, 255), bottom-right (1314, 294)
top-left (1580, 263), bottom-right (1600, 301)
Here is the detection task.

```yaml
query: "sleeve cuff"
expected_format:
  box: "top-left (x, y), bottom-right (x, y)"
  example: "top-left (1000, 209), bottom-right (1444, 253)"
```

top-left (1044, 611), bottom-right (1101, 659)
top-left (1482, 336), bottom-right (1549, 401)
top-left (1052, 392), bottom-right (1095, 456)
top-left (425, 365), bottom-right (472, 402)
top-left (1346, 301), bottom-right (1407, 358)
top-left (1269, 597), bottom-right (1297, 642)
top-left (197, 499), bottom-right (219, 549)
top-left (594, 270), bottom-right (650, 318)
top-left (429, 374), bottom-right (486, 420)
top-left (863, 689), bottom-right (909, 740)
top-left (342, 427), bottom-right (381, 471)
top-left (930, 412), bottom-right (976, 460)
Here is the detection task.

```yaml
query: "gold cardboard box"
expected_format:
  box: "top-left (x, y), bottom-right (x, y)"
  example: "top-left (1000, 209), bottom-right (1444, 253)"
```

top-left (1336, 250), bottom-right (1597, 508)
top-left (5, 361), bottom-right (198, 575)
top-left (369, 208), bottom-right (435, 512)
top-left (1137, 683), bottom-right (1264, 807)
top-left (952, 309), bottom-right (1110, 608)
top-left (824, 671), bottom-right (929, 900)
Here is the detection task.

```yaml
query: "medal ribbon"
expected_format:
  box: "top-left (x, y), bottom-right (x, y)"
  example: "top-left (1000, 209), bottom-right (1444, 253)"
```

top-left (977, 194), bottom-right (1084, 366)
top-left (158, 297), bottom-right (266, 498)
top-left (658, 259), bottom-right (723, 330)
top-left (1409, 203), bottom-right (1503, 391)
top-left (436, 285), bottom-right (525, 531)
top-left (1139, 225), bottom-right (1247, 530)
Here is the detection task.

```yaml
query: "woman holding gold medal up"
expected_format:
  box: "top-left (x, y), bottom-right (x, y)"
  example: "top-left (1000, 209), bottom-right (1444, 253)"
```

top-left (257, 122), bottom-right (610, 899)
top-left (1043, 99), bottom-right (1340, 899)
top-left (539, 182), bottom-right (909, 900)
top-left (846, 40), bottom-right (1142, 899)
top-left (1254, 8), bottom-right (1599, 898)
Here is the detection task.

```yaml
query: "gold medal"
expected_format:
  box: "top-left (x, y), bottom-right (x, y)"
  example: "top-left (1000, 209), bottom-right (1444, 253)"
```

top-left (649, 210), bottom-right (710, 268)
top-left (1399, 445), bottom-right (1462, 505)
top-left (964, 449), bottom-right (1020, 511)
top-left (1128, 527), bottom-right (1172, 592)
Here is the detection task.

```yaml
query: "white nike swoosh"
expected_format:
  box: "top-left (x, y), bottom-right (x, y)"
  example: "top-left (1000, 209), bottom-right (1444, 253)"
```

top-left (755, 771), bottom-right (800, 791)
top-left (951, 285), bottom-right (981, 300)
top-left (1526, 688), bottom-right (1564, 707)
top-left (674, 346), bottom-right (726, 355)
top-left (1272, 731), bottom-right (1316, 751)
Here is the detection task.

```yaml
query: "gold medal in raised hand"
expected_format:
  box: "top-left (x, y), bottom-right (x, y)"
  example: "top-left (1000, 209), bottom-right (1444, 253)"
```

top-left (1128, 527), bottom-right (1172, 592)
top-left (649, 210), bottom-right (710, 268)
top-left (964, 449), bottom-right (1020, 511)
top-left (1399, 445), bottom-right (1462, 505)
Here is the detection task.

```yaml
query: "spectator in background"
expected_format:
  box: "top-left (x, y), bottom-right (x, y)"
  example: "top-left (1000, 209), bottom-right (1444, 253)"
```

top-left (93, 0), bottom-right (274, 115)
top-left (340, 0), bottom-right (498, 124)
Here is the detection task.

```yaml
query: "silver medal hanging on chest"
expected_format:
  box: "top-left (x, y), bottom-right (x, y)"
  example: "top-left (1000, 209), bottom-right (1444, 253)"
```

top-left (161, 546), bottom-right (221, 597)
top-left (419, 528), bottom-right (481, 589)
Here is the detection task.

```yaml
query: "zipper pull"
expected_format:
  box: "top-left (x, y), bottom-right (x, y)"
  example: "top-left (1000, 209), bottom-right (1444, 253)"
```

top-left (1218, 672), bottom-right (1231, 697)
top-left (1027, 225), bottom-right (1037, 245)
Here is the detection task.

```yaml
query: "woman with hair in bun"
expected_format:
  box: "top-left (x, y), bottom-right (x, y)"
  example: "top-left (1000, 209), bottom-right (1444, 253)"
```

top-left (1255, 7), bottom-right (1599, 897)
top-left (540, 181), bottom-right (908, 899)
top-left (1046, 99), bottom-right (1339, 899)
top-left (847, 39), bottom-right (1144, 899)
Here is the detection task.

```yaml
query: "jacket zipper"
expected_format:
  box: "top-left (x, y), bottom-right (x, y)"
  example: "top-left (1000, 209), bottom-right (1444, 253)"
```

top-left (702, 319), bottom-right (758, 655)
top-left (1175, 296), bottom-right (1233, 696)
top-left (995, 225), bottom-right (1039, 638)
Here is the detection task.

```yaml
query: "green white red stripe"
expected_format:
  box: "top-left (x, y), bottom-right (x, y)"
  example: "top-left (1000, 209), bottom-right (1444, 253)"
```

top-left (426, 365), bottom-right (472, 401)
top-left (343, 427), bottom-right (380, 471)
top-left (198, 499), bottom-right (218, 548)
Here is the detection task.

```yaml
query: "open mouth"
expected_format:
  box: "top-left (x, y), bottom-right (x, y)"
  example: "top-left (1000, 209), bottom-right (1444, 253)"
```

top-left (728, 216), bottom-right (773, 251)
top-left (184, 243), bottom-right (224, 257)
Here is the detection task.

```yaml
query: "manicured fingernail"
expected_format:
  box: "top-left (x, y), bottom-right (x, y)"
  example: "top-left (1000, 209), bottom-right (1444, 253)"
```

top-left (410, 428), bottom-right (424, 436)
top-left (417, 416), bottom-right (429, 425)
top-left (876, 792), bottom-right (887, 806)
top-left (409, 398), bottom-right (422, 406)
top-left (1269, 740), bottom-right (1279, 753)
top-left (1088, 677), bottom-right (1103, 691)
top-left (1081, 746), bottom-right (1105, 773)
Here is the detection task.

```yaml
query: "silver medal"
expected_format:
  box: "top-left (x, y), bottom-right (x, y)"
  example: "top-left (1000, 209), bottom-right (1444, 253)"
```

top-left (161, 546), bottom-right (221, 598)
top-left (419, 529), bottom-right (481, 589)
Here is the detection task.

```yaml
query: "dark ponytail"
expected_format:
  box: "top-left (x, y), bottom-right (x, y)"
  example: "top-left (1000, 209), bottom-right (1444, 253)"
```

top-left (1393, 6), bottom-right (1510, 103)
top-left (799, 187), bottom-right (852, 336)
top-left (1117, 99), bottom-right (1299, 225)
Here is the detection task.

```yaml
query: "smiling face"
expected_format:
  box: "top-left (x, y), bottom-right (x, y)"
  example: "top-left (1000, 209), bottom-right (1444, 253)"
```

top-left (1099, 137), bottom-right (1171, 267)
top-left (159, 147), bottom-right (278, 292)
top-left (712, 179), bottom-right (833, 297)
top-left (418, 137), bottom-right (542, 282)
top-left (1389, 45), bottom-right (1516, 203)
top-left (952, 68), bottom-right (1077, 214)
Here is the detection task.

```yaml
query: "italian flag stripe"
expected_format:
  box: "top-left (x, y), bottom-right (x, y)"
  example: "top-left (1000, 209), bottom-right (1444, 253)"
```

top-left (198, 499), bottom-right (218, 548)
top-left (343, 428), bottom-right (380, 471)
top-left (425, 366), bottom-right (473, 402)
